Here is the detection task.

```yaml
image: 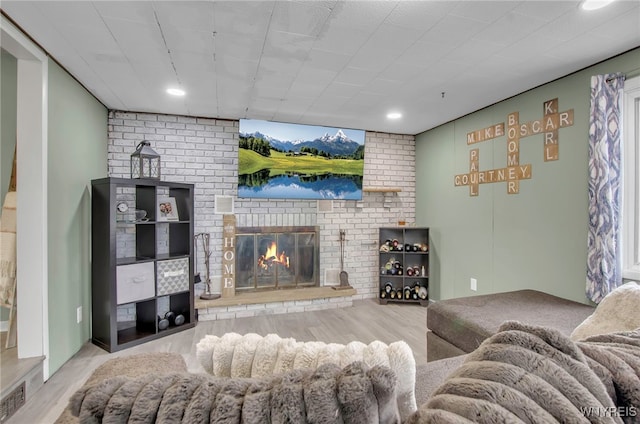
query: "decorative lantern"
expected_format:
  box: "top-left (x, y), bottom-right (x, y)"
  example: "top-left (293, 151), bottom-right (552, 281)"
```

top-left (130, 141), bottom-right (160, 179)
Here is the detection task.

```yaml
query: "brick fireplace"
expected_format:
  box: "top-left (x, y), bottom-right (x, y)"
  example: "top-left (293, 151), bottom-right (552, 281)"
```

top-left (235, 226), bottom-right (319, 291)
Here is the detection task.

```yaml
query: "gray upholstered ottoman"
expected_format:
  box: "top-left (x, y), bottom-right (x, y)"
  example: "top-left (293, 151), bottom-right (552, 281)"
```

top-left (426, 289), bottom-right (595, 361)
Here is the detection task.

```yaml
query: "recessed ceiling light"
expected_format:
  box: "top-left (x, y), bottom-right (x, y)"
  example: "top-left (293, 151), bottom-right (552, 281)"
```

top-left (166, 88), bottom-right (185, 96)
top-left (387, 112), bottom-right (402, 120)
top-left (581, 0), bottom-right (615, 11)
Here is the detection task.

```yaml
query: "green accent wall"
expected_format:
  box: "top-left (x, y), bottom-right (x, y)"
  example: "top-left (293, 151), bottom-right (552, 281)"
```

top-left (47, 59), bottom-right (107, 374)
top-left (1, 49), bottom-right (17, 323)
top-left (1, 49), bottom-right (17, 206)
top-left (416, 47), bottom-right (640, 305)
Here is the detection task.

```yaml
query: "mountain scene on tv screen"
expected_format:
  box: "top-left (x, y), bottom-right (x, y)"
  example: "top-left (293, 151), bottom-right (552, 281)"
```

top-left (244, 130), bottom-right (362, 157)
top-left (238, 121), bottom-right (365, 200)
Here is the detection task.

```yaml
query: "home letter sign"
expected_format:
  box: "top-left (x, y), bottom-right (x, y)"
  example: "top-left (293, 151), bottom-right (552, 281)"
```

top-left (221, 214), bottom-right (236, 298)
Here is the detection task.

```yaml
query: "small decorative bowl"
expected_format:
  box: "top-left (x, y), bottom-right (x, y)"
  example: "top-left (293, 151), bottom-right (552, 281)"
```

top-left (135, 209), bottom-right (148, 221)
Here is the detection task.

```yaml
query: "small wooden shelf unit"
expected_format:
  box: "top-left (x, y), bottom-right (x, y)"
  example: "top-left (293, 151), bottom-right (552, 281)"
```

top-left (378, 227), bottom-right (429, 306)
top-left (91, 177), bottom-right (195, 352)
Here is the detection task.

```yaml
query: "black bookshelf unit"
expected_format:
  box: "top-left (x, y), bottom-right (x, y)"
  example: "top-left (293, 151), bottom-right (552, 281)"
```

top-left (91, 177), bottom-right (195, 352)
top-left (378, 227), bottom-right (429, 306)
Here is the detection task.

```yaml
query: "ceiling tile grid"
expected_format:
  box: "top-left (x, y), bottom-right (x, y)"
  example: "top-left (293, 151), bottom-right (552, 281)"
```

top-left (1, 0), bottom-right (638, 134)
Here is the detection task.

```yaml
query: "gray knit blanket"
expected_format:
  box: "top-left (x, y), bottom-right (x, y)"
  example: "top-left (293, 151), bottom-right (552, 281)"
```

top-left (408, 321), bottom-right (640, 423)
top-left (69, 361), bottom-right (401, 423)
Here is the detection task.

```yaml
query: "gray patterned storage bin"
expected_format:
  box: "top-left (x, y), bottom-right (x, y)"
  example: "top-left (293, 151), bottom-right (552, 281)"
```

top-left (157, 258), bottom-right (190, 295)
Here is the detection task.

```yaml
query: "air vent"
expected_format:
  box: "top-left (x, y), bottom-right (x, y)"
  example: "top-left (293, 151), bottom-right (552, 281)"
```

top-left (318, 200), bottom-right (333, 213)
top-left (1, 381), bottom-right (25, 423)
top-left (215, 195), bottom-right (234, 214)
top-left (324, 268), bottom-right (340, 286)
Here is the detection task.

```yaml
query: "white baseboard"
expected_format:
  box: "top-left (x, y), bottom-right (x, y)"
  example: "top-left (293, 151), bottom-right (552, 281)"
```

top-left (0, 320), bottom-right (8, 332)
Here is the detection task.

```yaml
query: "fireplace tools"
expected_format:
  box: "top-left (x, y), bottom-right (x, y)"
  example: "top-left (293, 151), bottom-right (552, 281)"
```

top-left (195, 232), bottom-right (220, 300)
top-left (334, 229), bottom-right (352, 290)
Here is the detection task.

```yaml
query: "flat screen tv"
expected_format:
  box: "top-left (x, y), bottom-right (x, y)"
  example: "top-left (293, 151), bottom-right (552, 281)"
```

top-left (238, 119), bottom-right (365, 200)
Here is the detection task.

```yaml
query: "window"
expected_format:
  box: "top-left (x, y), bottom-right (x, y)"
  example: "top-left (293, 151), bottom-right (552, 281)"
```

top-left (622, 76), bottom-right (640, 280)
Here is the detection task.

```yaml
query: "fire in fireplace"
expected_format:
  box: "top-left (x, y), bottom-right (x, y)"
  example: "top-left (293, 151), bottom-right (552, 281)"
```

top-left (258, 241), bottom-right (290, 270)
top-left (236, 226), bottom-right (319, 290)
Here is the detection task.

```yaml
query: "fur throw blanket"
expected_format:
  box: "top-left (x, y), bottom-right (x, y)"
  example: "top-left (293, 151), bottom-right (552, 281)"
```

top-left (196, 333), bottom-right (416, 421)
top-left (69, 361), bottom-right (402, 424)
top-left (407, 321), bottom-right (640, 423)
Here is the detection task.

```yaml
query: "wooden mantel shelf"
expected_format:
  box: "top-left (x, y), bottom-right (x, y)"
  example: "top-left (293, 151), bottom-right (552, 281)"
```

top-left (363, 187), bottom-right (402, 193)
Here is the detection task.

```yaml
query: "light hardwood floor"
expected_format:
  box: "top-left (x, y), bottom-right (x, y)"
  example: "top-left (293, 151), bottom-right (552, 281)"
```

top-left (7, 299), bottom-right (427, 424)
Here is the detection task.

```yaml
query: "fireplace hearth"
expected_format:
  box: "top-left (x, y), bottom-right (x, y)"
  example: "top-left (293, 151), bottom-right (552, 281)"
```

top-left (235, 226), bottom-right (319, 291)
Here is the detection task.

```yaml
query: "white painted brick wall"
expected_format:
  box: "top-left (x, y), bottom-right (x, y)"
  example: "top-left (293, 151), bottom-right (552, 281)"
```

top-left (107, 111), bottom-right (416, 314)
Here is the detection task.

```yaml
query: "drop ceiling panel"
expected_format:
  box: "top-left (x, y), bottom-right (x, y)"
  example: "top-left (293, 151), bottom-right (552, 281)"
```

top-left (383, 1), bottom-right (456, 29)
top-left (333, 66), bottom-right (377, 86)
top-left (213, 33), bottom-right (264, 62)
top-left (277, 95), bottom-right (316, 112)
top-left (420, 14), bottom-right (489, 47)
top-left (102, 17), bottom-right (168, 62)
top-left (258, 55), bottom-right (301, 76)
top-left (312, 27), bottom-right (369, 56)
top-left (305, 49), bottom-right (352, 73)
top-left (327, 1), bottom-right (398, 30)
top-left (152, 1), bottom-right (215, 32)
top-left (365, 23), bottom-right (424, 53)
top-left (347, 45), bottom-right (402, 73)
top-left (211, 1), bottom-right (273, 36)
top-left (216, 56), bottom-right (259, 82)
top-left (506, 31), bottom-right (567, 60)
top-left (2, 0), bottom-right (638, 135)
top-left (445, 39), bottom-right (505, 64)
top-left (395, 40), bottom-right (450, 68)
top-left (254, 74), bottom-right (295, 98)
top-left (474, 11), bottom-right (548, 46)
top-left (540, 9), bottom-right (602, 42)
top-left (288, 79), bottom-right (331, 98)
top-left (512, 1), bottom-right (579, 22)
top-left (29, 2), bottom-right (102, 26)
top-left (450, 1), bottom-right (520, 23)
top-left (548, 35), bottom-right (614, 64)
top-left (270, 1), bottom-right (331, 37)
top-left (158, 27), bottom-right (215, 56)
top-left (589, 10), bottom-right (640, 41)
top-left (363, 78), bottom-right (403, 97)
top-left (296, 66), bottom-right (337, 85)
top-left (310, 93), bottom-right (350, 110)
top-left (377, 62), bottom-right (429, 85)
top-left (92, 1), bottom-right (158, 25)
top-left (263, 31), bottom-right (315, 59)
top-left (322, 81), bottom-right (363, 98)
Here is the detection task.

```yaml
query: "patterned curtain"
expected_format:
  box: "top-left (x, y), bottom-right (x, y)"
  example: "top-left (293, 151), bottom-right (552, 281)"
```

top-left (586, 73), bottom-right (625, 303)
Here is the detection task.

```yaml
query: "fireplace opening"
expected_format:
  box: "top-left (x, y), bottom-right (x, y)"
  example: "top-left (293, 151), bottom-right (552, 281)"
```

top-left (236, 226), bottom-right (319, 291)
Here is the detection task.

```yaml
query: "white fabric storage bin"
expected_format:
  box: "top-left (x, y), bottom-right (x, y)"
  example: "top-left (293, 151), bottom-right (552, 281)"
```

top-left (116, 262), bottom-right (155, 305)
top-left (157, 257), bottom-right (189, 295)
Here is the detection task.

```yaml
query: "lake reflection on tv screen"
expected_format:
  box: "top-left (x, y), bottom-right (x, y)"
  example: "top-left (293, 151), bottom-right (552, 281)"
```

top-left (238, 173), bottom-right (363, 200)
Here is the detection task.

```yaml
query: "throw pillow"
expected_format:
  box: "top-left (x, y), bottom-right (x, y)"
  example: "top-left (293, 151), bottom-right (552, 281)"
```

top-left (570, 281), bottom-right (640, 341)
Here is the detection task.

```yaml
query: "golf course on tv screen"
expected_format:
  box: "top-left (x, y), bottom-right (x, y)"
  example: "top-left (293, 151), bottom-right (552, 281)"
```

top-left (238, 119), bottom-right (365, 200)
